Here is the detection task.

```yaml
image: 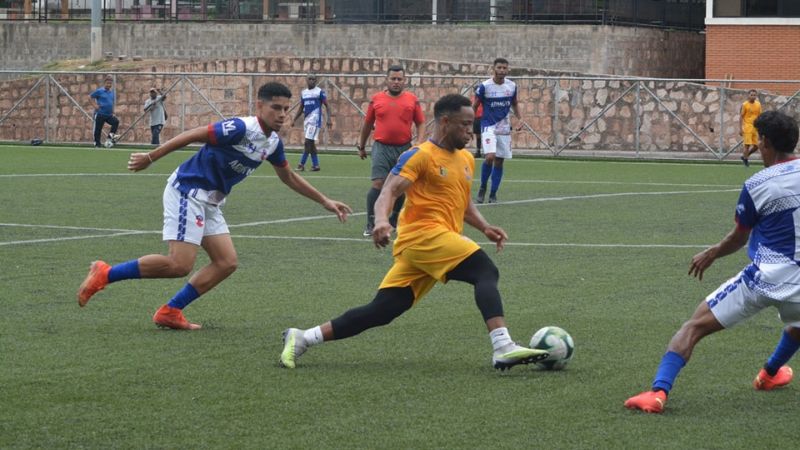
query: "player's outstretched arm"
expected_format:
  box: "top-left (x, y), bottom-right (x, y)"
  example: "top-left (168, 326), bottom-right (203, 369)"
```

top-left (465, 199), bottom-right (508, 252)
top-left (372, 173), bottom-right (412, 248)
top-left (689, 225), bottom-right (749, 280)
top-left (127, 126), bottom-right (209, 172)
top-left (273, 164), bottom-right (351, 222)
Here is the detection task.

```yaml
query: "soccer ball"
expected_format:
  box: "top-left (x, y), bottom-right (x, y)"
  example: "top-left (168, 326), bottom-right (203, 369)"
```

top-left (104, 138), bottom-right (115, 148)
top-left (529, 326), bottom-right (574, 370)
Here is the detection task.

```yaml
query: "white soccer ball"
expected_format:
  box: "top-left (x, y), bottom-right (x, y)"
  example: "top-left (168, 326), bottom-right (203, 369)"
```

top-left (104, 139), bottom-right (115, 148)
top-left (529, 326), bottom-right (574, 370)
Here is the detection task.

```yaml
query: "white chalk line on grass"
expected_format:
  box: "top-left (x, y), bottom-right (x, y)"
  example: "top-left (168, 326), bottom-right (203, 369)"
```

top-left (0, 172), bottom-right (741, 189)
top-left (0, 187), bottom-right (732, 247)
top-left (0, 231), bottom-right (152, 246)
top-left (232, 234), bottom-right (709, 249)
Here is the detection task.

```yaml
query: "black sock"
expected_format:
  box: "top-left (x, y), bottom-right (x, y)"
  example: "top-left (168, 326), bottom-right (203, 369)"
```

top-left (366, 187), bottom-right (381, 227)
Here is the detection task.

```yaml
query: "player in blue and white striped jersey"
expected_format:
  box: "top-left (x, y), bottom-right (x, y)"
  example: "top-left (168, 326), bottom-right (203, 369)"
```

top-left (626, 111), bottom-right (800, 413)
top-left (77, 82), bottom-right (352, 330)
top-left (292, 74), bottom-right (332, 172)
top-left (473, 58), bottom-right (521, 204)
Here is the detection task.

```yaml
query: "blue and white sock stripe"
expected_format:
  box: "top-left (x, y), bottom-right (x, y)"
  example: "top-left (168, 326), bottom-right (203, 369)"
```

top-left (177, 192), bottom-right (188, 242)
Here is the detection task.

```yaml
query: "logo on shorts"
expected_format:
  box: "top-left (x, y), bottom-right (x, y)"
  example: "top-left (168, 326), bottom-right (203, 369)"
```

top-left (485, 138), bottom-right (491, 144)
top-left (439, 167), bottom-right (448, 177)
top-left (195, 215), bottom-right (204, 227)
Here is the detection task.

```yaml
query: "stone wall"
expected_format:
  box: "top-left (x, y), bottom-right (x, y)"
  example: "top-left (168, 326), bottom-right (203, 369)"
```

top-left (2, 56), bottom-right (797, 157)
top-left (1, 22), bottom-right (704, 78)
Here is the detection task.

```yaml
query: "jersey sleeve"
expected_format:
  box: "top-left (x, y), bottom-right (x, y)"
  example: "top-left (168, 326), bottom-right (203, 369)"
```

top-left (364, 99), bottom-right (376, 124)
top-left (391, 147), bottom-right (426, 182)
top-left (90, 88), bottom-right (101, 99)
top-left (735, 184), bottom-right (758, 230)
top-left (413, 99), bottom-right (425, 124)
top-left (266, 140), bottom-right (288, 167)
top-left (320, 90), bottom-right (327, 104)
top-left (475, 84), bottom-right (485, 102)
top-left (207, 118), bottom-right (247, 146)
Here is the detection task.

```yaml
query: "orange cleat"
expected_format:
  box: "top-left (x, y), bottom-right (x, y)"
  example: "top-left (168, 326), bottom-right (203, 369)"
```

top-left (624, 390), bottom-right (667, 414)
top-left (77, 260), bottom-right (111, 307)
top-left (754, 366), bottom-right (793, 391)
top-left (152, 305), bottom-right (202, 330)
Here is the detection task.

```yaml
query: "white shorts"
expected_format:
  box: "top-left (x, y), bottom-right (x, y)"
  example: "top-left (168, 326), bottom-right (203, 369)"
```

top-left (481, 128), bottom-right (512, 159)
top-left (705, 268), bottom-right (800, 328)
top-left (162, 183), bottom-right (229, 245)
top-left (304, 123), bottom-right (320, 141)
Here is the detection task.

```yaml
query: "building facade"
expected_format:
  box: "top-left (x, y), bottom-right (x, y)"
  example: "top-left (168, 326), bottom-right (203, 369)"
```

top-left (706, 0), bottom-right (800, 94)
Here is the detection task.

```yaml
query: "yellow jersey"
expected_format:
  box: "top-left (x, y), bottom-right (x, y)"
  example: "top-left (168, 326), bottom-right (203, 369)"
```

top-left (391, 140), bottom-right (475, 255)
top-left (742, 100), bottom-right (762, 131)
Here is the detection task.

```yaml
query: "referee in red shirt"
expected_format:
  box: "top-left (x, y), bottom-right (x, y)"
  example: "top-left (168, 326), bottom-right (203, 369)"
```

top-left (357, 65), bottom-right (426, 237)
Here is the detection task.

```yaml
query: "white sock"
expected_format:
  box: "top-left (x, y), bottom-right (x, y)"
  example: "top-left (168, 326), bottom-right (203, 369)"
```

top-left (303, 326), bottom-right (324, 346)
top-left (489, 327), bottom-right (513, 351)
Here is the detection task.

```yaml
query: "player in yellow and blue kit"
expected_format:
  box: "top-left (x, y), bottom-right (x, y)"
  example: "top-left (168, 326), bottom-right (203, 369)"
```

top-left (280, 94), bottom-right (548, 370)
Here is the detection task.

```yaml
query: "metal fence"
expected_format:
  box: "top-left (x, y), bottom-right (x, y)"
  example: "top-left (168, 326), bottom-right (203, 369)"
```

top-left (0, 0), bottom-right (705, 30)
top-left (1, 70), bottom-right (798, 160)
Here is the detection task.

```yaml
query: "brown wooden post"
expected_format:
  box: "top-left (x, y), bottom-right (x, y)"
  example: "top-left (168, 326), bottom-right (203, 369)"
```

top-left (262, 0), bottom-right (269, 20)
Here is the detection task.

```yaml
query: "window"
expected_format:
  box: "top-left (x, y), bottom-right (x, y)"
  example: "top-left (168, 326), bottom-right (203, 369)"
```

top-left (715, 0), bottom-right (800, 17)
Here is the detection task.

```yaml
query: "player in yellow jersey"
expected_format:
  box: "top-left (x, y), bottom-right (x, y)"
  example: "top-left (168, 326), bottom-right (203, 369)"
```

top-left (740, 89), bottom-right (762, 167)
top-left (280, 94), bottom-right (548, 370)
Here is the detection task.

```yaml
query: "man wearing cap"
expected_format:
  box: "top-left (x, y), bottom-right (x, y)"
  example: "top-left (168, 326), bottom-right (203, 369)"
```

top-left (144, 87), bottom-right (168, 145)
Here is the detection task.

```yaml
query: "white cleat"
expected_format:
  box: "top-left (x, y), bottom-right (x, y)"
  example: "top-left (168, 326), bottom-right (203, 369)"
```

top-left (492, 343), bottom-right (549, 371)
top-left (279, 328), bottom-right (308, 369)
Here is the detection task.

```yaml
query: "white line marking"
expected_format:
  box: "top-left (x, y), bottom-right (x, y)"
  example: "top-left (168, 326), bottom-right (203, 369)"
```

top-left (0, 222), bottom-right (146, 233)
top-left (230, 212), bottom-right (366, 228)
top-left (482, 188), bottom-right (738, 206)
top-left (232, 235), bottom-right (709, 249)
top-left (0, 188), bottom-right (732, 246)
top-left (0, 172), bottom-right (740, 188)
top-left (0, 231), bottom-right (151, 246)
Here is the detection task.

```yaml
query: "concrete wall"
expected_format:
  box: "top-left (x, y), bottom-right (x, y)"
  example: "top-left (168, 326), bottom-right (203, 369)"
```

top-left (1, 22), bottom-right (705, 78)
top-left (4, 56), bottom-right (798, 158)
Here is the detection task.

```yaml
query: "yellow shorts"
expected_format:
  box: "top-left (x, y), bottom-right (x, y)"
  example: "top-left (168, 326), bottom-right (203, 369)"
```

top-left (743, 127), bottom-right (758, 146)
top-left (379, 231), bottom-right (481, 302)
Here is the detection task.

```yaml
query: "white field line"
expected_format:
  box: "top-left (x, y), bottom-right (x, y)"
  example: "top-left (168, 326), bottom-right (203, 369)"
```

top-left (0, 146), bottom-right (745, 168)
top-left (0, 231), bottom-right (152, 246)
top-left (478, 188), bottom-right (739, 206)
top-left (0, 188), bottom-right (733, 247)
top-left (231, 235), bottom-right (709, 249)
top-left (0, 172), bottom-right (740, 189)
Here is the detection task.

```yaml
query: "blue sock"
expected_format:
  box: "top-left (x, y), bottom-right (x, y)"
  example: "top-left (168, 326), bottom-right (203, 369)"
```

top-left (480, 161), bottom-right (492, 190)
top-left (652, 351), bottom-right (686, 394)
top-left (311, 153), bottom-right (319, 167)
top-left (107, 259), bottom-right (141, 283)
top-left (167, 283), bottom-right (200, 310)
top-left (490, 166), bottom-right (504, 196)
top-left (300, 152), bottom-right (309, 165)
top-left (765, 330), bottom-right (800, 376)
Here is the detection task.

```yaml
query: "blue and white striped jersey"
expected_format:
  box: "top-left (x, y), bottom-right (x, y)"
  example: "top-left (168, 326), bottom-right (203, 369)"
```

top-left (301, 87), bottom-right (327, 128)
top-left (736, 158), bottom-right (800, 300)
top-left (171, 116), bottom-right (287, 205)
top-left (475, 78), bottom-right (516, 135)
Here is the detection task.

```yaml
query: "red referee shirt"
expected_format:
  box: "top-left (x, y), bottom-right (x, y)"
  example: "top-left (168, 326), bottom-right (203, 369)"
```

top-left (364, 91), bottom-right (424, 146)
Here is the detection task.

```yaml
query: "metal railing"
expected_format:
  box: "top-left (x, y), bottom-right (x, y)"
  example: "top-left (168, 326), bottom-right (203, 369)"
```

top-left (1, 70), bottom-right (798, 160)
top-left (0, 0), bottom-right (705, 30)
